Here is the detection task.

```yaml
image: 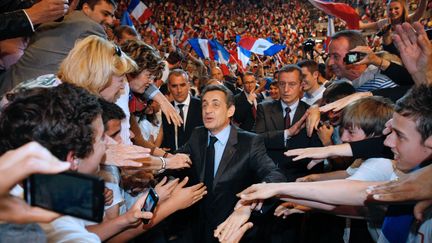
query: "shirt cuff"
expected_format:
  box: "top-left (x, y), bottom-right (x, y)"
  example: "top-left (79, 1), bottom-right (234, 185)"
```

top-left (22, 9), bottom-right (35, 32)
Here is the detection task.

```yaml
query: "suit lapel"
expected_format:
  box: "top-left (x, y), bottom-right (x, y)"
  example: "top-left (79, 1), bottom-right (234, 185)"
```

top-left (270, 101), bottom-right (284, 130)
top-left (197, 129), bottom-right (209, 182)
top-left (212, 126), bottom-right (238, 190)
top-left (292, 101), bottom-right (307, 124)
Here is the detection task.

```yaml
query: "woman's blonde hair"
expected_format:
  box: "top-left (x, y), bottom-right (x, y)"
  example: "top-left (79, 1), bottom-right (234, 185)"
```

top-left (58, 35), bottom-right (137, 95)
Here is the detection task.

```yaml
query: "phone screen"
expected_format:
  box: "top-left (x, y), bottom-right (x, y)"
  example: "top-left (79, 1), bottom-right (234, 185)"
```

top-left (142, 188), bottom-right (159, 224)
top-left (25, 172), bottom-right (105, 222)
top-left (143, 193), bottom-right (156, 212)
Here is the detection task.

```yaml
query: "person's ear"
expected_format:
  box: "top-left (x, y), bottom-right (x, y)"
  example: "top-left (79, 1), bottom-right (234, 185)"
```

top-left (313, 71), bottom-right (319, 81)
top-left (424, 136), bottom-right (432, 149)
top-left (227, 105), bottom-right (235, 118)
top-left (66, 151), bottom-right (79, 171)
top-left (81, 3), bottom-right (91, 15)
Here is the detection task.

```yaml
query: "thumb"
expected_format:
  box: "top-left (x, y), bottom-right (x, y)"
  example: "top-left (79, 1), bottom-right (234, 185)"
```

top-left (414, 199), bottom-right (432, 221)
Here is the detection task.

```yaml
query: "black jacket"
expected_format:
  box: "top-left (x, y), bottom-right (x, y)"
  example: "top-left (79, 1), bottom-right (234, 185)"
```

top-left (0, 0), bottom-right (34, 41)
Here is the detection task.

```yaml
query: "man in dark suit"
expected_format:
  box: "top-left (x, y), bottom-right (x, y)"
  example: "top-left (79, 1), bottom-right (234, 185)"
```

top-left (176, 84), bottom-right (286, 243)
top-left (255, 64), bottom-right (323, 182)
top-left (233, 72), bottom-right (263, 131)
top-left (161, 69), bottom-right (203, 152)
top-left (254, 64), bottom-right (325, 243)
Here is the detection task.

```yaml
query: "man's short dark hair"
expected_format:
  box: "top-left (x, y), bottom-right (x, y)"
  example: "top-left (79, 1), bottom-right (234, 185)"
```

top-left (114, 25), bottom-right (138, 40)
top-left (395, 84), bottom-right (432, 142)
top-left (241, 71), bottom-right (255, 83)
top-left (297, 59), bottom-right (318, 74)
top-left (278, 64), bottom-right (303, 81)
top-left (166, 50), bottom-right (185, 65)
top-left (321, 82), bottom-right (355, 104)
top-left (0, 83), bottom-right (102, 160)
top-left (201, 84), bottom-right (234, 108)
top-left (78, 0), bottom-right (117, 10)
top-left (99, 98), bottom-right (126, 128)
top-left (331, 30), bottom-right (367, 50)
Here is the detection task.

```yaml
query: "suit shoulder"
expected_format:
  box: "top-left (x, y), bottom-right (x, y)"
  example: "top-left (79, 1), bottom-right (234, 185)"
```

top-left (298, 100), bottom-right (310, 109)
top-left (190, 96), bottom-right (201, 104)
top-left (236, 127), bottom-right (260, 139)
top-left (258, 99), bottom-right (278, 108)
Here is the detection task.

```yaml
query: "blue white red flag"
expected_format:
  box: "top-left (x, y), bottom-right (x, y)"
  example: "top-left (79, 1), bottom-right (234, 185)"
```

top-left (238, 37), bottom-right (285, 56)
top-left (127, 0), bottom-right (152, 23)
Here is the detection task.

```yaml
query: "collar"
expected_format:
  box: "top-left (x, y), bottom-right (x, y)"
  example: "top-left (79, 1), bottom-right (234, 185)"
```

top-left (304, 85), bottom-right (325, 99)
top-left (174, 94), bottom-right (191, 107)
top-left (208, 124), bottom-right (231, 146)
top-left (280, 99), bottom-right (299, 112)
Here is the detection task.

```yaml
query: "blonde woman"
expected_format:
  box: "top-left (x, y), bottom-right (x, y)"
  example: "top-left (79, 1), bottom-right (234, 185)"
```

top-left (359, 0), bottom-right (427, 54)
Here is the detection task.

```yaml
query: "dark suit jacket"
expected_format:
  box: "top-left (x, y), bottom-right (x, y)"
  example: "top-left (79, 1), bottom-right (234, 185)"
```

top-left (233, 92), bottom-right (262, 131)
top-left (161, 96), bottom-right (203, 152)
top-left (177, 125), bottom-right (286, 242)
top-left (254, 99), bottom-right (323, 181)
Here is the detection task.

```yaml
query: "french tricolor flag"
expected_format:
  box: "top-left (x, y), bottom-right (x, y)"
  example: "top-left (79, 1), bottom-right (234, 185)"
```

top-left (188, 38), bottom-right (215, 60)
top-left (238, 37), bottom-right (285, 56)
top-left (127, 0), bottom-right (152, 23)
top-left (188, 38), bottom-right (231, 64)
top-left (308, 0), bottom-right (359, 29)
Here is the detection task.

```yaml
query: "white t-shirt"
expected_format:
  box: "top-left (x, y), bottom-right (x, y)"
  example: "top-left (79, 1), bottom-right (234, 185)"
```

top-left (39, 216), bottom-right (100, 243)
top-left (346, 158), bottom-right (394, 182)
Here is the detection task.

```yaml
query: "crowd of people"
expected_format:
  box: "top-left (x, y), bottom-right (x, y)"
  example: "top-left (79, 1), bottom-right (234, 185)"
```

top-left (1, 0), bottom-right (432, 242)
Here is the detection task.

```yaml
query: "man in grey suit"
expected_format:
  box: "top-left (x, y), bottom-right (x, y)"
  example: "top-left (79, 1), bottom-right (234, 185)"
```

top-left (0, 0), bottom-right (116, 95)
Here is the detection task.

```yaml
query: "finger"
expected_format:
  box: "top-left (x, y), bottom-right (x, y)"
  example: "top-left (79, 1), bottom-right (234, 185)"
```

top-left (398, 23), bottom-right (414, 47)
top-left (166, 178), bottom-right (180, 189)
top-left (157, 176), bottom-right (168, 187)
top-left (194, 185), bottom-right (207, 197)
top-left (27, 207), bottom-right (62, 223)
top-left (255, 201), bottom-right (263, 211)
top-left (228, 222), bottom-right (253, 242)
top-left (177, 177), bottom-right (189, 189)
top-left (120, 160), bottom-right (143, 167)
top-left (414, 199), bottom-right (432, 221)
top-left (214, 221), bottom-right (227, 237)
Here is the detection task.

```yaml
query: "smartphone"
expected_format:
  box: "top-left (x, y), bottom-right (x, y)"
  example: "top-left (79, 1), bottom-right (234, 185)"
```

top-left (344, 52), bottom-right (366, 65)
top-left (142, 188), bottom-right (159, 224)
top-left (24, 171), bottom-right (105, 222)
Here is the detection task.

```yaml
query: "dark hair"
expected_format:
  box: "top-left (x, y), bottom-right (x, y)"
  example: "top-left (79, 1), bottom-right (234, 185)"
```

top-left (99, 98), bottom-right (126, 128)
top-left (278, 64), bottom-right (304, 81)
top-left (121, 40), bottom-right (165, 80)
top-left (241, 71), bottom-right (255, 83)
top-left (269, 81), bottom-right (279, 88)
top-left (331, 30), bottom-right (367, 50)
top-left (78, 0), bottom-right (117, 10)
top-left (321, 82), bottom-right (355, 104)
top-left (395, 84), bottom-right (432, 142)
top-left (0, 83), bottom-right (102, 160)
top-left (318, 63), bottom-right (326, 78)
top-left (114, 25), bottom-right (138, 41)
top-left (166, 50), bottom-right (185, 65)
top-left (297, 59), bottom-right (318, 75)
top-left (201, 84), bottom-right (234, 108)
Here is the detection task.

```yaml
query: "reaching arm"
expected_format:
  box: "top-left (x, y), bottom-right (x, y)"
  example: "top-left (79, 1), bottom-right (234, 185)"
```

top-left (408, 0), bottom-right (428, 22)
